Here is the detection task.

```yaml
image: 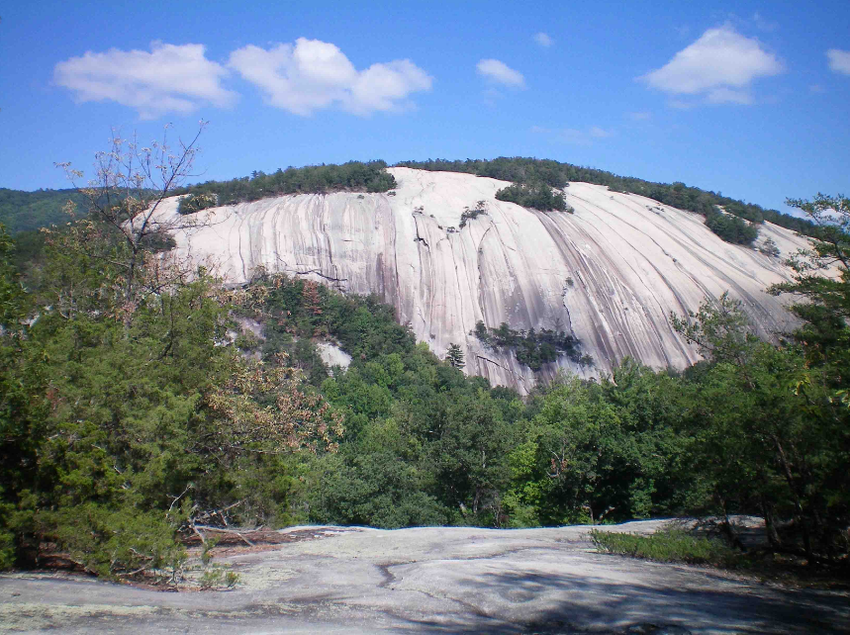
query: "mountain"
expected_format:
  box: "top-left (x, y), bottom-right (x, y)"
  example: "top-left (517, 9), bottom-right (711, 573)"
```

top-left (0, 188), bottom-right (85, 234)
top-left (154, 167), bottom-right (809, 392)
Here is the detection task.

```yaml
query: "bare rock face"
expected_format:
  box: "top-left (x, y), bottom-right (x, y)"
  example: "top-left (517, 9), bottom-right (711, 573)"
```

top-left (159, 168), bottom-right (809, 392)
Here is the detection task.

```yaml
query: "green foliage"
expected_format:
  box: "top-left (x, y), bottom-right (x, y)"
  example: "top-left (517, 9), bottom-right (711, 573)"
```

top-left (761, 194), bottom-right (850, 559)
top-left (760, 237), bottom-right (780, 257)
top-left (199, 565), bottom-right (240, 590)
top-left (0, 528), bottom-right (14, 570)
top-left (674, 291), bottom-right (850, 561)
top-left (175, 161), bottom-right (397, 207)
top-left (446, 343), bottom-right (465, 369)
top-left (38, 506), bottom-right (187, 578)
top-left (459, 200), bottom-right (488, 228)
top-left (177, 192), bottom-right (218, 215)
top-left (246, 273), bottom-right (418, 383)
top-left (473, 321), bottom-right (591, 370)
top-left (704, 211), bottom-right (759, 246)
top-left (591, 529), bottom-right (735, 565)
top-left (5, 165), bottom-right (850, 579)
top-left (0, 224), bottom-right (28, 328)
top-left (395, 157), bottom-right (571, 189)
top-left (503, 367), bottom-right (689, 526)
top-left (0, 188), bottom-right (86, 234)
top-left (769, 194), bottom-right (850, 374)
top-left (240, 273), bottom-right (525, 527)
top-left (0, 216), bottom-right (344, 576)
top-left (670, 292), bottom-right (761, 365)
top-left (309, 449), bottom-right (448, 528)
top-left (495, 182), bottom-right (569, 212)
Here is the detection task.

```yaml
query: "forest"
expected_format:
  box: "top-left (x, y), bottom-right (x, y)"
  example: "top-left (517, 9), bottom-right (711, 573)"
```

top-left (0, 188), bottom-right (87, 234)
top-left (0, 138), bottom-right (848, 582)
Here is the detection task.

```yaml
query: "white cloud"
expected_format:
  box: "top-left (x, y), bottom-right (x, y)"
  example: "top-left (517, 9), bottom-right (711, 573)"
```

top-left (54, 42), bottom-right (236, 119)
top-left (534, 33), bottom-right (553, 48)
top-left (589, 126), bottom-right (613, 138)
top-left (628, 111), bottom-right (652, 121)
top-left (228, 38), bottom-right (431, 116)
top-left (639, 25), bottom-right (783, 105)
top-left (476, 59), bottom-right (525, 88)
top-left (827, 49), bottom-right (850, 75)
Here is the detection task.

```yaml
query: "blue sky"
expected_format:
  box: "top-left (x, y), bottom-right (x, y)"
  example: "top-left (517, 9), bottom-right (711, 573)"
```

top-left (1, 0), bottom-right (848, 214)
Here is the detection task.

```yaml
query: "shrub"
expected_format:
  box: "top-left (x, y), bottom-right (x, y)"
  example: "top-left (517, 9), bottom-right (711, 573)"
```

top-left (0, 528), bottom-right (14, 570)
top-left (37, 505), bottom-right (187, 580)
top-left (199, 565), bottom-right (240, 590)
top-left (472, 321), bottom-right (591, 370)
top-left (759, 237), bottom-right (780, 257)
top-left (705, 211), bottom-right (759, 246)
top-left (590, 529), bottom-right (735, 565)
top-left (177, 192), bottom-right (218, 215)
top-left (495, 182), bottom-right (568, 212)
top-left (459, 201), bottom-right (488, 228)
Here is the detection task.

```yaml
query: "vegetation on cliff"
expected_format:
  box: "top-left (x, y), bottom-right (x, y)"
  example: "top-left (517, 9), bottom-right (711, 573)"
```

top-left (472, 320), bottom-right (592, 370)
top-left (494, 181), bottom-right (571, 212)
top-left (175, 160), bottom-right (397, 212)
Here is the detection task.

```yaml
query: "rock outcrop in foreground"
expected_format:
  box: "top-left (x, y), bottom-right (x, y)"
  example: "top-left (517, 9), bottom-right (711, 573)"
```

top-left (159, 168), bottom-right (810, 391)
top-left (2, 523), bottom-right (847, 633)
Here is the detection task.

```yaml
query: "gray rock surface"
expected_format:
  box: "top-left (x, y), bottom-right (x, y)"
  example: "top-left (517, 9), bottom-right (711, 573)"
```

top-left (158, 168), bottom-right (811, 392)
top-left (2, 523), bottom-right (847, 634)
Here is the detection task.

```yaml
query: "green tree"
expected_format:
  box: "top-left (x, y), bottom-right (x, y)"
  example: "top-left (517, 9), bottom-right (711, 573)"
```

top-left (704, 211), bottom-right (759, 246)
top-left (0, 224), bottom-right (42, 568)
top-left (0, 224), bottom-right (27, 327)
top-left (765, 193), bottom-right (850, 559)
top-left (0, 131), bottom-right (347, 577)
top-left (769, 194), bottom-right (850, 381)
top-left (446, 343), bottom-right (465, 369)
top-left (674, 292), bottom-right (849, 561)
top-left (495, 181), bottom-right (569, 212)
top-left (503, 369), bottom-right (685, 527)
top-left (429, 390), bottom-right (513, 525)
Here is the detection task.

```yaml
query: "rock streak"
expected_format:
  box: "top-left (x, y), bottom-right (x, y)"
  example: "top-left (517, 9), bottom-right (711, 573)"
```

top-left (159, 168), bottom-right (810, 391)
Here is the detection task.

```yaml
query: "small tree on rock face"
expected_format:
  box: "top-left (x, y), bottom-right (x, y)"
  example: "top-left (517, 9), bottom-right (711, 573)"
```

top-left (759, 237), bottom-right (780, 257)
top-left (446, 343), bottom-right (465, 369)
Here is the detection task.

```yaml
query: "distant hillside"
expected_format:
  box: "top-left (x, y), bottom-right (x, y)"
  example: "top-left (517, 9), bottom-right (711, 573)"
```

top-left (0, 188), bottom-right (85, 234)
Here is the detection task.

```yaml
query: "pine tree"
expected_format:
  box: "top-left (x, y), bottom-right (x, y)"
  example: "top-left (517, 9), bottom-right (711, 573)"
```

top-left (446, 343), bottom-right (465, 369)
